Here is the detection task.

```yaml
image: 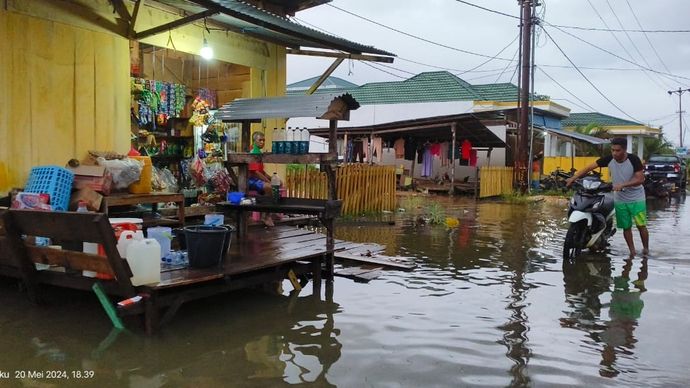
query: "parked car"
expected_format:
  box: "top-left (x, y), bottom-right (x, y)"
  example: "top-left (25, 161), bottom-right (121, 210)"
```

top-left (644, 154), bottom-right (687, 195)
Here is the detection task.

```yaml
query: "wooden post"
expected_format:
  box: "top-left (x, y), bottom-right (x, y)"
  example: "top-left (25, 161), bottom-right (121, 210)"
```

top-left (323, 119), bottom-right (338, 280)
top-left (450, 122), bottom-right (457, 195)
top-left (2, 212), bottom-right (42, 304)
top-left (238, 120), bottom-right (251, 192)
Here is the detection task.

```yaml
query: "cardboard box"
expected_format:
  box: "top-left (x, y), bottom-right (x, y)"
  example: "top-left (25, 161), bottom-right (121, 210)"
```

top-left (68, 165), bottom-right (112, 195)
top-left (69, 188), bottom-right (103, 211)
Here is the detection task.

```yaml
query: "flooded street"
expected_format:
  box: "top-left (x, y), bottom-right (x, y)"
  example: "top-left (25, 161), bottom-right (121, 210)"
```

top-left (1, 196), bottom-right (689, 387)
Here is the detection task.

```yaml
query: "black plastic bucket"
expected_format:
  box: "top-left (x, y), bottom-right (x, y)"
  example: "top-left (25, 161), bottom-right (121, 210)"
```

top-left (184, 225), bottom-right (235, 268)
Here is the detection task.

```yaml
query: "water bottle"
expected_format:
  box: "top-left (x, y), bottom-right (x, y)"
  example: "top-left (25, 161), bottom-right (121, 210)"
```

top-left (285, 127), bottom-right (295, 154)
top-left (276, 127), bottom-right (286, 154)
top-left (271, 172), bottom-right (281, 203)
top-left (271, 127), bottom-right (278, 153)
top-left (300, 127), bottom-right (310, 154)
top-left (77, 201), bottom-right (99, 277)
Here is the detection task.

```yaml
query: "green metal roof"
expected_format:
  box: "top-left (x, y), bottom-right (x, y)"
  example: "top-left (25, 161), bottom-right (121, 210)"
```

top-left (285, 71), bottom-right (551, 105)
top-left (349, 71), bottom-right (481, 105)
top-left (562, 112), bottom-right (642, 127)
top-left (286, 76), bottom-right (358, 95)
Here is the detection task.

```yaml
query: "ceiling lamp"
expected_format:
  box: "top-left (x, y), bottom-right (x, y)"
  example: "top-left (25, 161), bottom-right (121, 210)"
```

top-left (200, 37), bottom-right (213, 60)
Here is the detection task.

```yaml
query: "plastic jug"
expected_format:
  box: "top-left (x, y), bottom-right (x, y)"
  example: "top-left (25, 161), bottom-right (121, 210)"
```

top-left (126, 238), bottom-right (161, 286)
top-left (117, 230), bottom-right (138, 258)
top-left (146, 226), bottom-right (172, 260)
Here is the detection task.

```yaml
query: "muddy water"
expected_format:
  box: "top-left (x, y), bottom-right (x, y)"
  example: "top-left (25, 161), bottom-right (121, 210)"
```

top-left (1, 196), bottom-right (689, 387)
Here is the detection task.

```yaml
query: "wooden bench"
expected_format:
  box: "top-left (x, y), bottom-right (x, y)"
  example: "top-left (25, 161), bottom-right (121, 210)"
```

top-left (1, 209), bottom-right (326, 334)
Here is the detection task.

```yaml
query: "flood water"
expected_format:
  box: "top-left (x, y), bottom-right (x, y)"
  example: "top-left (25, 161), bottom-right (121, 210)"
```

top-left (1, 195), bottom-right (689, 387)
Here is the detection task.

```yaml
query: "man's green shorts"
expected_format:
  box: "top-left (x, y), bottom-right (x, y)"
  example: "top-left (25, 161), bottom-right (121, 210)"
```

top-left (614, 200), bottom-right (647, 229)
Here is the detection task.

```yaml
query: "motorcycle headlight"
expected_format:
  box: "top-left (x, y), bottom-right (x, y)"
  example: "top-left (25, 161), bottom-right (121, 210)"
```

top-left (583, 180), bottom-right (601, 190)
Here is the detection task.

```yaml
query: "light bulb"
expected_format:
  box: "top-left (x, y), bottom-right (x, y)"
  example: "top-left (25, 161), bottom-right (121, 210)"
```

top-left (200, 38), bottom-right (213, 60)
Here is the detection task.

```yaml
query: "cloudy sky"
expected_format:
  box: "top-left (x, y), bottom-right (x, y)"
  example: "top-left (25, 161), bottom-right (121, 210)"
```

top-left (286, 0), bottom-right (690, 147)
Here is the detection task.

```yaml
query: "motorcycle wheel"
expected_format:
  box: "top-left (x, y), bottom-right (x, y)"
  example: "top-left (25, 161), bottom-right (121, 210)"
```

top-left (563, 222), bottom-right (585, 261)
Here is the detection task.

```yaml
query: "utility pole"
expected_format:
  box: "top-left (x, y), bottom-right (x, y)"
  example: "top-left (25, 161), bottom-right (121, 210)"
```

top-left (515, 0), bottom-right (533, 192)
top-left (667, 87), bottom-right (690, 148)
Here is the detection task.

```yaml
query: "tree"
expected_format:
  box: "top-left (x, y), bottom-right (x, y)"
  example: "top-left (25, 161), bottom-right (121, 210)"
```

top-left (643, 135), bottom-right (674, 160)
top-left (572, 123), bottom-right (610, 156)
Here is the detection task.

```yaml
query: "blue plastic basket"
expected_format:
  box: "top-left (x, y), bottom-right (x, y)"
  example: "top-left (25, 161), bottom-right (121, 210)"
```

top-left (25, 165), bottom-right (74, 211)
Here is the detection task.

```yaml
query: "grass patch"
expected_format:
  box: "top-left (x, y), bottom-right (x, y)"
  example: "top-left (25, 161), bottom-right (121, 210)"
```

top-left (426, 201), bottom-right (446, 225)
top-left (400, 196), bottom-right (423, 211)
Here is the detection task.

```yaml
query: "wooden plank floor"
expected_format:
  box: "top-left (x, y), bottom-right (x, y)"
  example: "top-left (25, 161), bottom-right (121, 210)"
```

top-left (157, 226), bottom-right (329, 288)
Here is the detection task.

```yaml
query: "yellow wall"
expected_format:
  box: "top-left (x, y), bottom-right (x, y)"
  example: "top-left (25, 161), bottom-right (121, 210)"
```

top-left (542, 157), bottom-right (610, 181)
top-left (0, 8), bottom-right (130, 195)
top-left (0, 0), bottom-right (287, 195)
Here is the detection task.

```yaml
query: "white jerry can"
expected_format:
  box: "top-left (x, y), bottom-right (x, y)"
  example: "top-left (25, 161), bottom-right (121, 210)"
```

top-left (126, 238), bottom-right (161, 286)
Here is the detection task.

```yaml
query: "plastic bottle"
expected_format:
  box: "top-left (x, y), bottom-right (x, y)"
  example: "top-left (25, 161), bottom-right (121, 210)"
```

top-left (271, 172), bottom-right (281, 203)
top-left (300, 127), bottom-right (310, 154)
top-left (77, 201), bottom-right (99, 277)
top-left (276, 127), bottom-right (286, 154)
top-left (285, 127), bottom-right (295, 154)
top-left (271, 127), bottom-right (278, 153)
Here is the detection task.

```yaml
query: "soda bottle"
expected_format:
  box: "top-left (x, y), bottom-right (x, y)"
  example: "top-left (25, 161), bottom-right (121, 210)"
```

top-left (270, 172), bottom-right (281, 203)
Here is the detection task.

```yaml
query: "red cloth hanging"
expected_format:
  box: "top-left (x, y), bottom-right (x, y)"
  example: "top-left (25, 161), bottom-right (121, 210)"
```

top-left (469, 149), bottom-right (478, 166)
top-left (462, 139), bottom-right (472, 160)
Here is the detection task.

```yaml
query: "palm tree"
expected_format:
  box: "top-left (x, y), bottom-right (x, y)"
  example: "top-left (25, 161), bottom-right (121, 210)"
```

top-left (643, 135), bottom-right (674, 160)
top-left (572, 123), bottom-right (610, 156)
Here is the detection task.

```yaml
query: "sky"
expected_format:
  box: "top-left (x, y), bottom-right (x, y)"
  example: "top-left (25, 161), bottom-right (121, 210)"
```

top-left (285, 0), bottom-right (690, 147)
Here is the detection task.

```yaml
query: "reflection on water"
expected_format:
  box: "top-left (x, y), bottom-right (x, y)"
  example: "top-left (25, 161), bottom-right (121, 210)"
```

top-left (1, 196), bottom-right (689, 387)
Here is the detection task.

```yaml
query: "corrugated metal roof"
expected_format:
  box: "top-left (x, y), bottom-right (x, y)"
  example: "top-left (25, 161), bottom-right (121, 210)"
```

top-left (562, 112), bottom-right (642, 127)
top-left (545, 128), bottom-right (611, 145)
top-left (216, 92), bottom-right (360, 121)
top-left (155, 0), bottom-right (394, 56)
top-left (309, 112), bottom-right (507, 148)
top-left (285, 71), bottom-right (553, 105)
top-left (286, 76), bottom-right (359, 94)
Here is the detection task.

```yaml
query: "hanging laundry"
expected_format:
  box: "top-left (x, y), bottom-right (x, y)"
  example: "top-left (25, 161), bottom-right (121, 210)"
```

top-left (430, 142), bottom-right (441, 157)
top-left (394, 138), bottom-right (405, 159)
top-left (404, 138), bottom-right (417, 161)
top-left (462, 139), bottom-right (472, 160)
top-left (469, 149), bottom-right (478, 167)
top-left (370, 137), bottom-right (383, 162)
top-left (422, 146), bottom-right (433, 177)
top-left (440, 142), bottom-right (450, 166)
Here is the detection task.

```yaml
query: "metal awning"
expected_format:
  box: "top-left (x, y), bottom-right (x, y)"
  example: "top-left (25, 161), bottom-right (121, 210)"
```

top-left (150, 0), bottom-right (394, 57)
top-left (544, 128), bottom-right (610, 145)
top-left (216, 93), bottom-right (360, 122)
top-left (310, 112), bottom-right (506, 148)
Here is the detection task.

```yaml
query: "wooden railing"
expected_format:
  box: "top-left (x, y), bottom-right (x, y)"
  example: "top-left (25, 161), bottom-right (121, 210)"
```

top-left (479, 166), bottom-right (514, 198)
top-left (285, 164), bottom-right (397, 215)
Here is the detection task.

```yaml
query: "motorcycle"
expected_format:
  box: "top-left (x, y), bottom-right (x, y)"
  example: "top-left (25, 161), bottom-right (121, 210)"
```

top-left (563, 176), bottom-right (615, 261)
top-left (643, 175), bottom-right (674, 199)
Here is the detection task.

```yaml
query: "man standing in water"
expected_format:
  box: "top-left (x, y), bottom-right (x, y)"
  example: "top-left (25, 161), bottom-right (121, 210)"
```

top-left (566, 137), bottom-right (649, 256)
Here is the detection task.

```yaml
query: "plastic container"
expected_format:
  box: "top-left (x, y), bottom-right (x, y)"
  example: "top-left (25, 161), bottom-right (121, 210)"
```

top-left (146, 226), bottom-right (172, 260)
top-left (204, 213), bottom-right (224, 226)
top-left (227, 191), bottom-right (244, 204)
top-left (126, 238), bottom-right (161, 286)
top-left (128, 156), bottom-right (152, 194)
top-left (184, 225), bottom-right (234, 268)
top-left (24, 165), bottom-right (74, 211)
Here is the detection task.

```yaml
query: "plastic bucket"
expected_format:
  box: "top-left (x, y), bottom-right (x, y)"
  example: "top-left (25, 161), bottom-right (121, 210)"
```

top-left (184, 225), bottom-right (235, 268)
top-left (227, 191), bottom-right (244, 204)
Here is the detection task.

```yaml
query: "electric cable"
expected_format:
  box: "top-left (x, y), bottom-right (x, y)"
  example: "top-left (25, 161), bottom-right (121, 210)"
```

top-left (325, 3), bottom-right (514, 61)
top-left (541, 20), bottom-right (690, 83)
top-left (454, 33), bottom-right (520, 76)
top-left (453, 0), bottom-right (519, 19)
top-left (625, 0), bottom-right (675, 79)
top-left (537, 66), bottom-right (598, 112)
top-left (540, 26), bottom-right (639, 121)
top-left (603, 0), bottom-right (671, 90)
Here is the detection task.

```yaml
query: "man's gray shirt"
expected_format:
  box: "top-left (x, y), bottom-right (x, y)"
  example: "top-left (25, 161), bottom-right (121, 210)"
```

top-left (596, 154), bottom-right (646, 203)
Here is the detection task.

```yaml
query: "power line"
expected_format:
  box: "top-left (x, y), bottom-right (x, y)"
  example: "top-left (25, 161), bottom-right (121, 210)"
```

top-left (325, 3), bottom-right (514, 61)
top-left (453, 0), bottom-right (519, 19)
top-left (625, 0), bottom-right (675, 79)
top-left (550, 24), bottom-right (690, 34)
top-left (494, 44), bottom-right (521, 83)
top-left (292, 14), bottom-right (520, 74)
top-left (537, 66), bottom-right (598, 111)
top-left (358, 60), bottom-right (408, 79)
top-left (603, 0), bottom-right (671, 90)
top-left (451, 0), bottom-right (690, 33)
top-left (454, 33), bottom-right (520, 76)
top-left (542, 20), bottom-right (690, 83)
top-left (540, 26), bottom-right (639, 122)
